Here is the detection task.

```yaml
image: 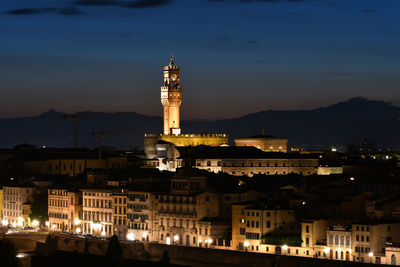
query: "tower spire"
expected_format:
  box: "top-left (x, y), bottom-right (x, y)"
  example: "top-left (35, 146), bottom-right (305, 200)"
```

top-left (169, 53), bottom-right (174, 67)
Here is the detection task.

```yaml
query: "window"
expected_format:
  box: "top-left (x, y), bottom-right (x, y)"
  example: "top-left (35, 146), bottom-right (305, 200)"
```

top-left (306, 237), bottom-right (309, 246)
top-left (366, 236), bottom-right (369, 242)
top-left (266, 221), bottom-right (271, 228)
top-left (240, 228), bottom-right (245, 235)
top-left (335, 236), bottom-right (339, 245)
top-left (306, 225), bottom-right (309, 233)
top-left (329, 235), bottom-right (333, 245)
top-left (340, 236), bottom-right (344, 246)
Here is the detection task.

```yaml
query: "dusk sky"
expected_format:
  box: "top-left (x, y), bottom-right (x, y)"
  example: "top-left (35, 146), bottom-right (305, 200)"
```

top-left (1, 0), bottom-right (400, 120)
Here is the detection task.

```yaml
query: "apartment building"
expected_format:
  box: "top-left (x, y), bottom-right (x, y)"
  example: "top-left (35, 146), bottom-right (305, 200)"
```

top-left (48, 188), bottom-right (82, 232)
top-left (2, 184), bottom-right (36, 227)
top-left (81, 189), bottom-right (115, 237)
top-left (232, 201), bottom-right (297, 252)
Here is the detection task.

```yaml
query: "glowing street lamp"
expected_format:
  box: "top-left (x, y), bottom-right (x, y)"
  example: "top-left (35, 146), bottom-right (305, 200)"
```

top-left (127, 232), bottom-right (134, 241)
top-left (101, 231), bottom-right (106, 237)
top-left (45, 221), bottom-right (50, 227)
top-left (369, 252), bottom-right (373, 263)
top-left (74, 218), bottom-right (81, 225)
top-left (173, 235), bottom-right (179, 244)
top-left (142, 232), bottom-right (148, 241)
top-left (52, 224), bottom-right (57, 230)
top-left (208, 238), bottom-right (213, 245)
top-left (12, 222), bottom-right (17, 228)
top-left (76, 227), bottom-right (81, 234)
top-left (32, 220), bottom-right (39, 228)
top-left (17, 217), bottom-right (24, 227)
top-left (1, 219), bottom-right (8, 226)
top-left (324, 247), bottom-right (330, 257)
top-left (166, 237), bottom-right (171, 245)
top-left (244, 240), bottom-right (249, 251)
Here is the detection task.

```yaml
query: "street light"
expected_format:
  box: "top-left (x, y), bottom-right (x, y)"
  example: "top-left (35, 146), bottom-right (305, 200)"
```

top-left (76, 227), bottom-right (81, 234)
top-left (282, 244), bottom-right (288, 255)
top-left (173, 235), bottom-right (179, 244)
top-left (369, 252), bottom-right (373, 263)
top-left (324, 247), bottom-right (330, 257)
top-left (244, 240), bottom-right (249, 251)
top-left (166, 237), bottom-right (171, 245)
top-left (32, 220), bottom-right (39, 228)
top-left (127, 232), bottom-right (134, 241)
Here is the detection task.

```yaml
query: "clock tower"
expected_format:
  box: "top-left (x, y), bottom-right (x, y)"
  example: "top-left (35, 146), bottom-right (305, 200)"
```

top-left (161, 55), bottom-right (182, 135)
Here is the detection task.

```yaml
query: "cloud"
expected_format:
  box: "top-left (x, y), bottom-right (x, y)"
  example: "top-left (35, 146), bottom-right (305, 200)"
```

top-left (71, 0), bottom-right (122, 6)
top-left (5, 8), bottom-right (56, 15)
top-left (240, 0), bottom-right (305, 2)
top-left (5, 7), bottom-right (85, 16)
top-left (58, 7), bottom-right (86, 15)
top-left (125, 0), bottom-right (172, 8)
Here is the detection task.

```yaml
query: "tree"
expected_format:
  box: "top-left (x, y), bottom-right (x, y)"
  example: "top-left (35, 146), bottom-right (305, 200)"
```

top-left (160, 250), bottom-right (170, 267)
top-left (106, 235), bottom-right (122, 259)
top-left (0, 238), bottom-right (21, 267)
top-left (29, 190), bottom-right (48, 224)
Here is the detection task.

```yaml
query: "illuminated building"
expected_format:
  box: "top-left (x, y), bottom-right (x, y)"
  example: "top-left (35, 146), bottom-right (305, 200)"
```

top-left (48, 188), bottom-right (82, 232)
top-left (113, 191), bottom-right (128, 240)
top-left (2, 184), bottom-right (35, 227)
top-left (234, 134), bottom-right (288, 153)
top-left (176, 146), bottom-right (319, 176)
top-left (326, 224), bottom-right (352, 261)
top-left (126, 191), bottom-right (157, 242)
top-left (0, 188), bottom-right (3, 221)
top-left (144, 57), bottom-right (228, 160)
top-left (352, 221), bottom-right (400, 264)
top-left (231, 201), bottom-right (297, 252)
top-left (81, 189), bottom-right (115, 237)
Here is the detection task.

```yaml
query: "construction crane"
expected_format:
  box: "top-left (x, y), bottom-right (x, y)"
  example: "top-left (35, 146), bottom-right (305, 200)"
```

top-left (91, 129), bottom-right (134, 160)
top-left (63, 113), bottom-right (97, 148)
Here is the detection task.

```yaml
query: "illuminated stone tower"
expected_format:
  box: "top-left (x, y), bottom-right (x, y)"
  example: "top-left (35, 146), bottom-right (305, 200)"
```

top-left (161, 55), bottom-right (182, 135)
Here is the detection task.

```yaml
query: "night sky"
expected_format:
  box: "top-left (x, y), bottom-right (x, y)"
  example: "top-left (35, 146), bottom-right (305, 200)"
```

top-left (1, 0), bottom-right (400, 120)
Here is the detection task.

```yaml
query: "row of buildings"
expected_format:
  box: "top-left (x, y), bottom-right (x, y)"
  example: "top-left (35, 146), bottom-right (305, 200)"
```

top-left (2, 167), bottom-right (400, 265)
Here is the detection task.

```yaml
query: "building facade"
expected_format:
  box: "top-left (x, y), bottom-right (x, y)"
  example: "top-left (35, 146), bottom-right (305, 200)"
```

top-left (81, 189), bottom-right (115, 237)
top-left (2, 185), bottom-right (35, 227)
top-left (48, 188), bottom-right (82, 232)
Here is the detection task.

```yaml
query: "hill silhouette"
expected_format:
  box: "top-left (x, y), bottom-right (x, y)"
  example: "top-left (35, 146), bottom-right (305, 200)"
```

top-left (0, 97), bottom-right (399, 150)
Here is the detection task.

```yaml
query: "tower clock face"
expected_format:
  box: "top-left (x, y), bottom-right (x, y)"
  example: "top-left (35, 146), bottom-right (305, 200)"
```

top-left (171, 74), bottom-right (177, 81)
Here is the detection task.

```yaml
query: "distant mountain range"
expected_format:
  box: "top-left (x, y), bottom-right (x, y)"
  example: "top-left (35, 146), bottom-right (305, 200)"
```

top-left (1, 97), bottom-right (399, 151)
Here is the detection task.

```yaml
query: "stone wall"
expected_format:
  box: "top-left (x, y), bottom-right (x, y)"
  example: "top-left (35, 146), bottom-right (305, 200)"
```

top-left (50, 233), bottom-right (393, 267)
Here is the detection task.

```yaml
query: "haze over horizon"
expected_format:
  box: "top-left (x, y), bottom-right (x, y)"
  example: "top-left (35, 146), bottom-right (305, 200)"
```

top-left (1, 97), bottom-right (398, 121)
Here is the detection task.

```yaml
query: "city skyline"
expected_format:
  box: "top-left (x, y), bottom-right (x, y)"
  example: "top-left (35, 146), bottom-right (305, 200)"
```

top-left (1, 0), bottom-right (400, 119)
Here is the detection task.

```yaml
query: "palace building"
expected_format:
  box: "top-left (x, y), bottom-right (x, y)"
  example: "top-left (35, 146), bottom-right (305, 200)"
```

top-left (144, 56), bottom-right (228, 159)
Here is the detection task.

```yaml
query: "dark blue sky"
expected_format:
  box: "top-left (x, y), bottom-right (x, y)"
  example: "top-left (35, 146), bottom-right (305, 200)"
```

top-left (1, 0), bottom-right (400, 119)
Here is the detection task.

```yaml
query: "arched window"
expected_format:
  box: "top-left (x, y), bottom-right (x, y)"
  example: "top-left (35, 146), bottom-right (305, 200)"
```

top-left (207, 161), bottom-right (211, 166)
top-left (335, 235), bottom-right (339, 245)
top-left (340, 236), bottom-right (344, 246)
top-left (329, 235), bottom-right (333, 245)
top-left (346, 236), bottom-right (350, 247)
top-left (392, 254), bottom-right (396, 265)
